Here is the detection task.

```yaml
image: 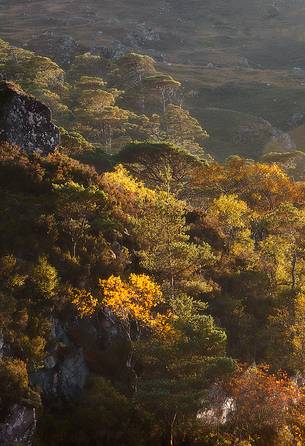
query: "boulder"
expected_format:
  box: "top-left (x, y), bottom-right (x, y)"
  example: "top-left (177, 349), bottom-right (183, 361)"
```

top-left (0, 405), bottom-right (36, 446)
top-left (0, 81), bottom-right (60, 154)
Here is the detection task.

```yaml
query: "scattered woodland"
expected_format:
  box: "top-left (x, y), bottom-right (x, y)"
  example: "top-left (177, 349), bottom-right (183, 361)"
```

top-left (1, 38), bottom-right (305, 446)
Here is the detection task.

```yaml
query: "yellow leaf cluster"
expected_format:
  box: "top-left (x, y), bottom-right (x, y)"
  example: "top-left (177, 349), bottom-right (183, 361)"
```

top-left (69, 288), bottom-right (98, 318)
top-left (99, 274), bottom-right (171, 335)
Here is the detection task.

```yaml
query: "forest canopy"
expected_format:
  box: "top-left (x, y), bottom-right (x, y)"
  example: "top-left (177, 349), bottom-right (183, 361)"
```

top-left (0, 36), bottom-right (305, 446)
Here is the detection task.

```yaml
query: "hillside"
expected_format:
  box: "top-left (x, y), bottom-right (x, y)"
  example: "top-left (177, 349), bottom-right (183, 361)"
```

top-left (0, 82), bottom-right (305, 445)
top-left (2, 0), bottom-right (305, 158)
top-left (2, 3), bottom-right (305, 446)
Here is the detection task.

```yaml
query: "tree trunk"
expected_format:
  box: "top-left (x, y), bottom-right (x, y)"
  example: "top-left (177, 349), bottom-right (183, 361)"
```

top-left (169, 413), bottom-right (177, 446)
top-left (125, 324), bottom-right (139, 393)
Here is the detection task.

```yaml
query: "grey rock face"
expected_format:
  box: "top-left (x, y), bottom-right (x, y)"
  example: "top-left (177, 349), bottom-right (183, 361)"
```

top-left (0, 405), bottom-right (37, 446)
top-left (267, 127), bottom-right (296, 152)
top-left (266, 5), bottom-right (280, 18)
top-left (29, 315), bottom-right (119, 401)
top-left (30, 348), bottom-right (88, 401)
top-left (50, 317), bottom-right (71, 346)
top-left (0, 81), bottom-right (60, 154)
top-left (236, 117), bottom-right (274, 146)
top-left (128, 23), bottom-right (161, 47)
top-left (26, 32), bottom-right (85, 67)
top-left (58, 349), bottom-right (89, 399)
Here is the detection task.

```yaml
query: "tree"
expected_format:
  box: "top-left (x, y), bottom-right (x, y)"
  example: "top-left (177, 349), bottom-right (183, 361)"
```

top-left (54, 181), bottom-right (107, 260)
top-left (258, 235), bottom-right (294, 292)
top-left (264, 203), bottom-right (305, 292)
top-left (67, 52), bottom-right (109, 80)
top-left (135, 188), bottom-right (215, 294)
top-left (0, 358), bottom-right (30, 416)
top-left (266, 291), bottom-right (305, 373)
top-left (75, 88), bottom-right (116, 111)
top-left (136, 294), bottom-right (234, 446)
top-left (102, 166), bottom-right (215, 294)
top-left (116, 53), bottom-right (156, 112)
top-left (99, 273), bottom-right (170, 338)
top-left (71, 74), bottom-right (131, 152)
top-left (0, 254), bottom-right (26, 292)
top-left (75, 105), bottom-right (133, 152)
top-left (59, 127), bottom-right (93, 156)
top-left (204, 194), bottom-right (254, 264)
top-left (225, 365), bottom-right (305, 445)
top-left (70, 288), bottom-right (98, 318)
top-left (116, 53), bottom-right (156, 87)
top-left (73, 75), bottom-right (107, 91)
top-left (118, 142), bottom-right (204, 199)
top-left (31, 257), bottom-right (58, 298)
top-left (261, 150), bottom-right (305, 181)
top-left (192, 157), bottom-right (299, 213)
top-left (71, 274), bottom-right (171, 390)
top-left (143, 74), bottom-right (181, 113)
top-left (35, 377), bottom-right (150, 446)
top-left (291, 293), bottom-right (305, 372)
top-left (101, 164), bottom-right (155, 225)
top-left (160, 105), bottom-right (209, 158)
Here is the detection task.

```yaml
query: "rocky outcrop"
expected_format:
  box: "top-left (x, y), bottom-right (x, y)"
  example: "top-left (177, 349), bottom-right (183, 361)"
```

top-left (30, 347), bottom-right (88, 401)
top-left (128, 23), bottom-right (161, 47)
top-left (30, 313), bottom-right (120, 401)
top-left (288, 112), bottom-right (305, 129)
top-left (25, 32), bottom-right (85, 67)
top-left (30, 317), bottom-right (89, 401)
top-left (0, 405), bottom-right (37, 446)
top-left (264, 127), bottom-right (296, 153)
top-left (0, 81), bottom-right (60, 154)
top-left (30, 318), bottom-right (89, 401)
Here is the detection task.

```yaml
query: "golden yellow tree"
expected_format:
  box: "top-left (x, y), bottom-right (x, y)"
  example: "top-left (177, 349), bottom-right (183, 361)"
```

top-left (100, 274), bottom-right (172, 389)
top-left (99, 274), bottom-right (170, 337)
top-left (70, 274), bottom-right (171, 338)
top-left (205, 194), bottom-right (254, 264)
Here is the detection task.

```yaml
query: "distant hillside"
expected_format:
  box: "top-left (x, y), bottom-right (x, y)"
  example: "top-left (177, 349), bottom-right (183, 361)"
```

top-left (2, 0), bottom-right (305, 158)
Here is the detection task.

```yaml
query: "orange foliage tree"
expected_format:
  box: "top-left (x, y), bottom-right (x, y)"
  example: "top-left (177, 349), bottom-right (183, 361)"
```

top-left (99, 273), bottom-right (171, 339)
top-left (225, 365), bottom-right (305, 444)
top-left (70, 273), bottom-right (170, 338)
top-left (193, 157), bottom-right (300, 212)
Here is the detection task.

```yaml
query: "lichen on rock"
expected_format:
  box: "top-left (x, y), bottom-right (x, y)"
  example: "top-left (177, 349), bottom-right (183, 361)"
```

top-left (0, 81), bottom-right (60, 154)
